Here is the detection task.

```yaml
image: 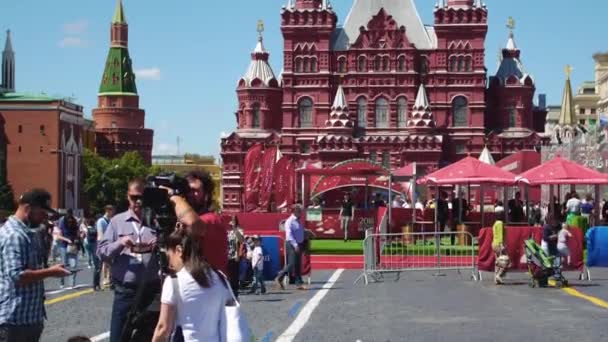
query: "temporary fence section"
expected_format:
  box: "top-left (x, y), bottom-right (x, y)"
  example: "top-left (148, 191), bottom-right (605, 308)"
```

top-left (477, 226), bottom-right (585, 281)
top-left (356, 231), bottom-right (478, 285)
top-left (585, 227), bottom-right (608, 281)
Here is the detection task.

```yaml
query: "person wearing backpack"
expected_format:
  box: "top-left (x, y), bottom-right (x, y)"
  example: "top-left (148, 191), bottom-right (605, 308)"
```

top-left (96, 205), bottom-right (114, 289)
top-left (83, 217), bottom-right (102, 290)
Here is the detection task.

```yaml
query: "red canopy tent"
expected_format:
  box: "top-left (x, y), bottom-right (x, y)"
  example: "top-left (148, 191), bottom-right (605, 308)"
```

top-left (418, 156), bottom-right (517, 228)
top-left (516, 156), bottom-right (608, 223)
top-left (419, 156), bottom-right (517, 185)
top-left (516, 156), bottom-right (608, 185)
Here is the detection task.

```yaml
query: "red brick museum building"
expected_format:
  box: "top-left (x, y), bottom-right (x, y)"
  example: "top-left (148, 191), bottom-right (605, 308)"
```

top-left (221, 0), bottom-right (548, 212)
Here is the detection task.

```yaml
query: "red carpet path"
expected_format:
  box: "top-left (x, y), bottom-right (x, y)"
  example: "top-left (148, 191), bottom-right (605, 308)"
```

top-left (311, 255), bottom-right (478, 270)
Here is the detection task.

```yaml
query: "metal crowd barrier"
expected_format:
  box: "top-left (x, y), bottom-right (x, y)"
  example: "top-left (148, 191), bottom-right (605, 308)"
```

top-left (355, 231), bottom-right (478, 285)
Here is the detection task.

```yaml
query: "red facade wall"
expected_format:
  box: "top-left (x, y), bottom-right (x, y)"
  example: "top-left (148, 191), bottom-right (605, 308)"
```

top-left (221, 2), bottom-right (546, 212)
top-left (0, 100), bottom-right (85, 211)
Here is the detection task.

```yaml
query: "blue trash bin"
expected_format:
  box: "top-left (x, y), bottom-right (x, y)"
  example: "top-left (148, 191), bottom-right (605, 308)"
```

top-left (261, 236), bottom-right (282, 281)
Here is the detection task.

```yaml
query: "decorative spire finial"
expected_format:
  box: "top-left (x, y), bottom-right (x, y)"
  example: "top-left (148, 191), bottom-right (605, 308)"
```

top-left (565, 64), bottom-right (573, 80)
top-left (506, 16), bottom-right (515, 37)
top-left (257, 20), bottom-right (264, 41)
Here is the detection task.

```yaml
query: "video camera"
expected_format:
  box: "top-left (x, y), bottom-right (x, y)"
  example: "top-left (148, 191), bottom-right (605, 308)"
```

top-left (142, 172), bottom-right (190, 230)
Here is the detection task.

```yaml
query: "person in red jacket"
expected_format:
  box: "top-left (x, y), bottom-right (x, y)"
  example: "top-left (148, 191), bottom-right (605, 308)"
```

top-left (184, 171), bottom-right (228, 276)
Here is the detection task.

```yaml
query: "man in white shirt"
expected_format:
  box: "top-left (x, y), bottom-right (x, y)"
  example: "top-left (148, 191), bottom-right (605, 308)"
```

top-left (96, 205), bottom-right (114, 289)
top-left (248, 236), bottom-right (266, 295)
top-left (275, 205), bottom-right (305, 290)
top-left (566, 193), bottom-right (581, 215)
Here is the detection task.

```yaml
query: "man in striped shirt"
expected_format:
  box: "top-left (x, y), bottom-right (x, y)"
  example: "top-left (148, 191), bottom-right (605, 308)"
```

top-left (0, 189), bottom-right (70, 342)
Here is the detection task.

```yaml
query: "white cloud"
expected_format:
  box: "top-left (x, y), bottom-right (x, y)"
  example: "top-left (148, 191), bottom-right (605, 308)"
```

top-left (134, 67), bottom-right (161, 81)
top-left (58, 37), bottom-right (88, 48)
top-left (220, 131), bottom-right (229, 138)
top-left (63, 20), bottom-right (89, 35)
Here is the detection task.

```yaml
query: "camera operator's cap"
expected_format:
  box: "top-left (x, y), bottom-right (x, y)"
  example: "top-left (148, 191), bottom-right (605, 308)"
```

top-left (19, 189), bottom-right (58, 215)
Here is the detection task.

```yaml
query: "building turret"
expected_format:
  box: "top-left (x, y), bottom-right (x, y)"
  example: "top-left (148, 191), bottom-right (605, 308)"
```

top-left (325, 85), bottom-right (353, 134)
top-left (2, 30), bottom-right (15, 92)
top-left (92, 0), bottom-right (153, 163)
top-left (553, 66), bottom-right (578, 144)
top-left (408, 84), bottom-right (436, 128)
top-left (236, 21), bottom-right (282, 131)
top-left (487, 17), bottom-right (535, 131)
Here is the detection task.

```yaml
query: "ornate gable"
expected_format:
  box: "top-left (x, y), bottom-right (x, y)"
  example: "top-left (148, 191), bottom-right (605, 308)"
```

top-left (351, 9), bottom-right (412, 49)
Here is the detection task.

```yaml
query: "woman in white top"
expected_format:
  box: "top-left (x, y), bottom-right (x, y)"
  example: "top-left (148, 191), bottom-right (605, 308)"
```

top-left (152, 229), bottom-right (230, 342)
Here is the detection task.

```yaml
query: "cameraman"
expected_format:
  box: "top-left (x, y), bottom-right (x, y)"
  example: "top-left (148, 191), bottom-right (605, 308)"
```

top-left (97, 179), bottom-right (161, 342)
top-left (183, 171), bottom-right (228, 275)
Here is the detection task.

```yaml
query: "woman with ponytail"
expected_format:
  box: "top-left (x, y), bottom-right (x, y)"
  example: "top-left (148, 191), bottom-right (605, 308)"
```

top-left (152, 229), bottom-right (230, 342)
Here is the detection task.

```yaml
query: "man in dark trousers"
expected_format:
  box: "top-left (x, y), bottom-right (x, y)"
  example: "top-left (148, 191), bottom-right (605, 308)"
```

top-left (437, 191), bottom-right (449, 236)
top-left (508, 191), bottom-right (525, 223)
top-left (451, 192), bottom-right (469, 245)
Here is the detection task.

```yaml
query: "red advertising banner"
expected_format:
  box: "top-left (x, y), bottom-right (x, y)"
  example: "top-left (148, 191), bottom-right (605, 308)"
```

top-left (274, 157), bottom-right (296, 208)
top-left (259, 146), bottom-right (277, 210)
top-left (243, 143), bottom-right (263, 212)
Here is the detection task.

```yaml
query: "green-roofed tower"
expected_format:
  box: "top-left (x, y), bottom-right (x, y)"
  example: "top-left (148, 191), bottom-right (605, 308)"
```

top-left (92, 0), bottom-right (153, 164)
top-left (112, 0), bottom-right (127, 24)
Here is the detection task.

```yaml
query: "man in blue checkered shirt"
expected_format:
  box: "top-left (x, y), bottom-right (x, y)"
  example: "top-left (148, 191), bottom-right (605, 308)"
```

top-left (0, 189), bottom-right (70, 342)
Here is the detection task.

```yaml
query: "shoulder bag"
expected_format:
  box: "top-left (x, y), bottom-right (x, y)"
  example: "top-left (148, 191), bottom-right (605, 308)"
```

top-left (215, 270), bottom-right (251, 342)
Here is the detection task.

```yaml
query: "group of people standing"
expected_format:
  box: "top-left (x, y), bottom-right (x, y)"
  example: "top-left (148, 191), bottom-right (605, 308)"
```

top-left (0, 170), bottom-right (247, 342)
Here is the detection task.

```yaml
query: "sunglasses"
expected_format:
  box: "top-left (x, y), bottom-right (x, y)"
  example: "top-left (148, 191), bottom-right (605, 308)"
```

top-left (129, 194), bottom-right (143, 202)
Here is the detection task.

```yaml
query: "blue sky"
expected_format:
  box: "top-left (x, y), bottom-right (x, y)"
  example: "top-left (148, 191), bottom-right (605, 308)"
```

top-left (1, 0), bottom-right (606, 158)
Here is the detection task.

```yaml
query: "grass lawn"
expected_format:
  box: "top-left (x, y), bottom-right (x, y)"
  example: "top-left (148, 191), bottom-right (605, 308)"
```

top-left (311, 239), bottom-right (588, 259)
top-left (310, 239), bottom-right (478, 256)
top-left (310, 240), bottom-right (364, 255)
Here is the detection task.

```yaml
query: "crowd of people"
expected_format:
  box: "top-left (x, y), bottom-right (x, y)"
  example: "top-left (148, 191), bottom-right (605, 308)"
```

top-left (0, 170), bottom-right (296, 342)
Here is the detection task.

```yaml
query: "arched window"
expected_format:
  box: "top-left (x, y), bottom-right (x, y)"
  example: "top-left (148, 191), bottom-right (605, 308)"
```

top-left (420, 57), bottom-right (429, 74)
top-left (465, 57), bottom-right (472, 71)
top-left (397, 56), bottom-right (406, 72)
top-left (358, 56), bottom-right (367, 72)
top-left (310, 58), bottom-right (317, 72)
top-left (337, 57), bottom-right (347, 73)
top-left (508, 106), bottom-right (517, 128)
top-left (397, 97), bottom-right (407, 128)
top-left (298, 98), bottom-right (313, 128)
top-left (303, 58), bottom-right (309, 73)
top-left (382, 56), bottom-right (389, 71)
top-left (357, 97), bottom-right (367, 128)
top-left (374, 56), bottom-right (381, 71)
top-left (375, 98), bottom-right (389, 128)
top-left (295, 58), bottom-right (303, 73)
top-left (449, 57), bottom-right (456, 72)
top-left (457, 56), bottom-right (464, 72)
top-left (252, 104), bottom-right (261, 128)
top-left (452, 96), bottom-right (468, 127)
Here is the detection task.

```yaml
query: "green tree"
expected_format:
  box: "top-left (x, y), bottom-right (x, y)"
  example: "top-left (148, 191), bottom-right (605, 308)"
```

top-left (0, 180), bottom-right (15, 211)
top-left (83, 150), bottom-right (152, 215)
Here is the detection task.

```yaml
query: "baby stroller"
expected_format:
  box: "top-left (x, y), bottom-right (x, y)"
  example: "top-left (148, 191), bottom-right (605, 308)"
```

top-left (524, 239), bottom-right (568, 288)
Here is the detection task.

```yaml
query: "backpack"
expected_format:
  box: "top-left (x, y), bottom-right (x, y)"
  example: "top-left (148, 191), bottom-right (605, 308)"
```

top-left (86, 225), bottom-right (98, 244)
